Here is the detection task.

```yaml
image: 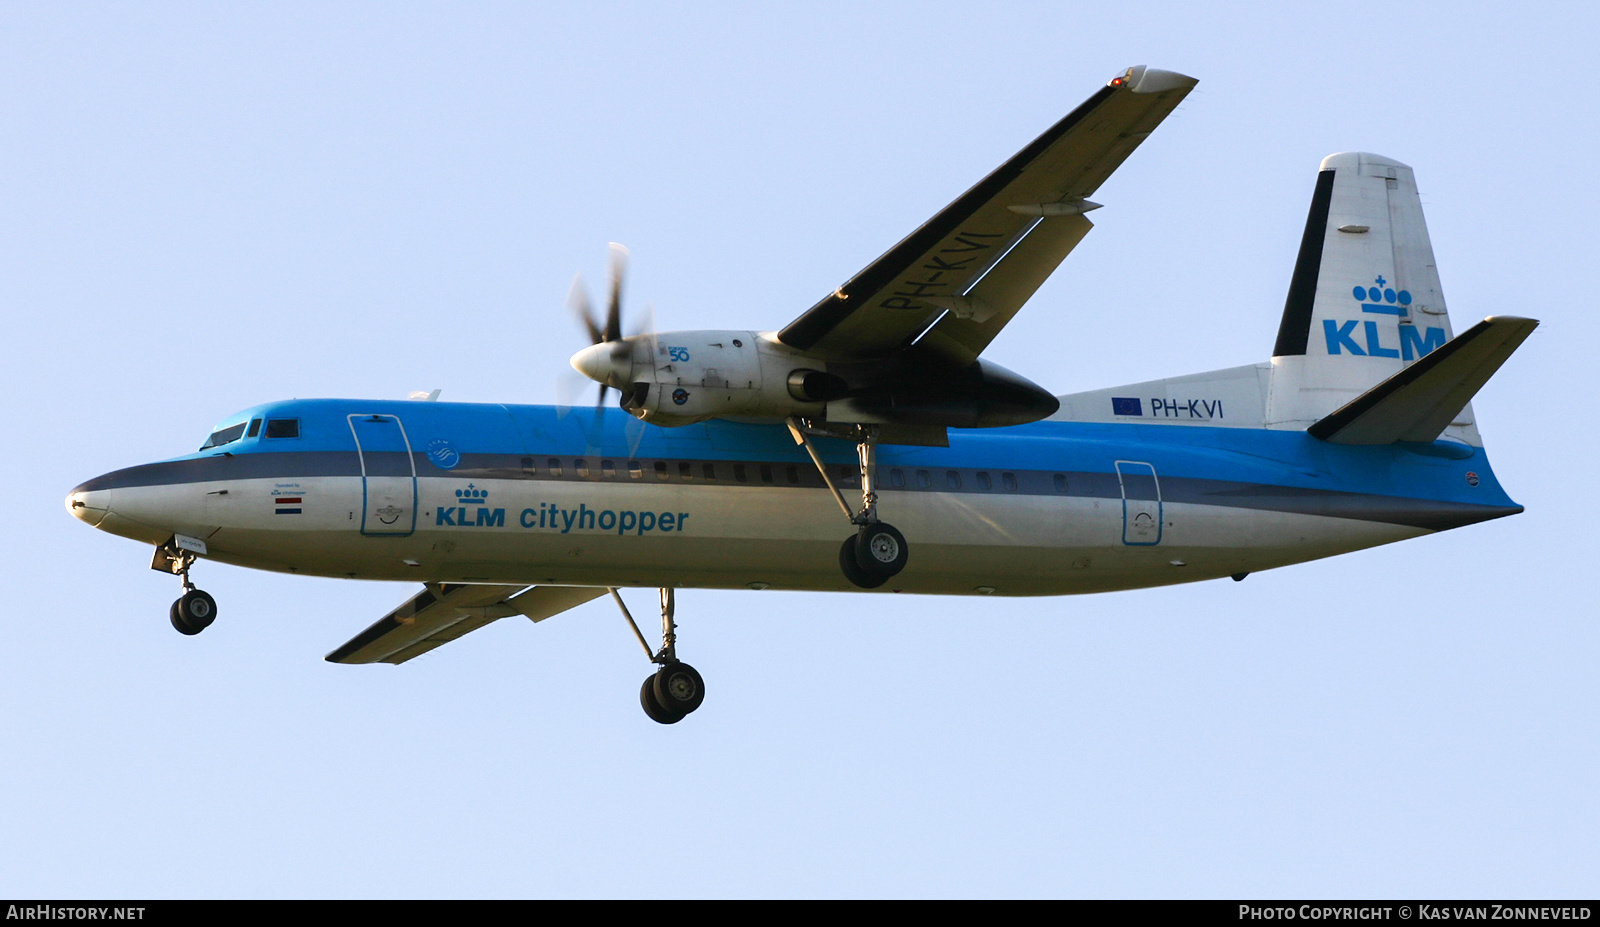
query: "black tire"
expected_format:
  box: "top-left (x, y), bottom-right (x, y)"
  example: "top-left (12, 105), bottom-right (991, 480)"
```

top-left (855, 522), bottom-right (908, 578)
top-left (653, 662), bottom-right (705, 715)
top-left (839, 535), bottom-right (887, 589)
top-left (641, 675), bottom-right (685, 724)
top-left (176, 589), bottom-right (217, 633)
top-left (170, 599), bottom-right (201, 636)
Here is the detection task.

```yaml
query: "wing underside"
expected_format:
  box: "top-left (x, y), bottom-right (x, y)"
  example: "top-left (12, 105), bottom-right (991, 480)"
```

top-left (325, 583), bottom-right (606, 665)
top-left (777, 66), bottom-right (1196, 366)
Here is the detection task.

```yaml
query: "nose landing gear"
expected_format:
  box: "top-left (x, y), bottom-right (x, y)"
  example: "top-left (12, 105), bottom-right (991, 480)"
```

top-left (153, 538), bottom-right (218, 635)
top-left (613, 588), bottom-right (705, 724)
top-left (170, 588), bottom-right (217, 636)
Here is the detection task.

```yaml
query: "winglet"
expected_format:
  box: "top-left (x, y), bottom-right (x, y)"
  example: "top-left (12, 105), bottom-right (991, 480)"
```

top-left (1308, 316), bottom-right (1538, 445)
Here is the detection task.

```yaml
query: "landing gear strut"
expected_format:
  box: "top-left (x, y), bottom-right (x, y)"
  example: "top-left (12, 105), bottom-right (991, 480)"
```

top-left (153, 540), bottom-right (217, 635)
top-left (789, 419), bottom-right (909, 588)
top-left (612, 588), bottom-right (705, 724)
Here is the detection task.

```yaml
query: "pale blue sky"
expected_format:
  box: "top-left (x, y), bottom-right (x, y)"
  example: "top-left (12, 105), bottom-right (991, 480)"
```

top-left (5, 1), bottom-right (1595, 898)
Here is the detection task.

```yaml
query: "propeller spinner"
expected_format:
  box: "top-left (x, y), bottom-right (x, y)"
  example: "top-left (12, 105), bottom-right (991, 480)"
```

top-left (567, 243), bottom-right (656, 416)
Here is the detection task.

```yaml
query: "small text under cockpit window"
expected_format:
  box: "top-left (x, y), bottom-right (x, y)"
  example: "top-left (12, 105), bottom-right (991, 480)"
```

top-left (200, 423), bottom-right (247, 450)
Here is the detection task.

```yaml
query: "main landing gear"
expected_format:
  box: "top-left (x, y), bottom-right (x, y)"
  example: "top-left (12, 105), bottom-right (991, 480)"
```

top-left (788, 419), bottom-right (909, 589)
top-left (610, 588), bottom-right (705, 724)
top-left (153, 540), bottom-right (218, 636)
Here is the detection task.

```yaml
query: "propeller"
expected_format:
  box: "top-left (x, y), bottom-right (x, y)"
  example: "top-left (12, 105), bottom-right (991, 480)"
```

top-left (561, 243), bottom-right (654, 455)
top-left (568, 242), bottom-right (632, 404)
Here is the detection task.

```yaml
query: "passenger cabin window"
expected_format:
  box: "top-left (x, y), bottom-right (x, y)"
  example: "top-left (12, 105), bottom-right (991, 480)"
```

top-left (1001, 472), bottom-right (1018, 491)
top-left (575, 458), bottom-right (590, 478)
top-left (1053, 474), bottom-right (1068, 493)
top-left (915, 470), bottom-right (931, 489)
top-left (889, 468), bottom-right (905, 489)
top-left (946, 470), bottom-right (962, 490)
top-left (679, 462), bottom-right (692, 481)
top-left (601, 460), bottom-right (616, 478)
top-left (547, 458), bottom-right (562, 477)
top-left (629, 460), bottom-right (643, 479)
top-left (759, 464), bottom-right (773, 484)
top-left (976, 472), bottom-right (992, 491)
top-left (733, 463), bottom-right (747, 483)
top-left (654, 461), bottom-right (669, 480)
top-left (264, 419), bottom-right (299, 439)
top-left (200, 422), bottom-right (247, 450)
top-left (702, 463), bottom-right (717, 481)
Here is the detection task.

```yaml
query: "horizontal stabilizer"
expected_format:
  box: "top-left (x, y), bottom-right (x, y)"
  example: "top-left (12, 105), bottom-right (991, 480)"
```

top-left (1308, 316), bottom-right (1538, 445)
top-left (326, 583), bottom-right (604, 665)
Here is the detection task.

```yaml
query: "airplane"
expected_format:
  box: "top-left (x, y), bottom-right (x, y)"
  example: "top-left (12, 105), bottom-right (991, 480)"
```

top-left (65, 66), bottom-right (1537, 724)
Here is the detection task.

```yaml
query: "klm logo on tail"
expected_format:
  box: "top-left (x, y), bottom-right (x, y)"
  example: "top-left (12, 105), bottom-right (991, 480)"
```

top-left (1324, 276), bottom-right (1446, 361)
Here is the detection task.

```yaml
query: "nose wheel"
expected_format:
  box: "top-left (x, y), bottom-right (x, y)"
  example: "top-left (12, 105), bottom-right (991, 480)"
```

top-left (170, 588), bottom-right (217, 635)
top-left (153, 539), bottom-right (219, 636)
top-left (612, 588), bottom-right (706, 724)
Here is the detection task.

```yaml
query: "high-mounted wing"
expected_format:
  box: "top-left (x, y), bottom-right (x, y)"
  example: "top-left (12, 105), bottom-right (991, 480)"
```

top-left (326, 583), bottom-right (605, 665)
top-left (777, 66), bottom-right (1196, 366)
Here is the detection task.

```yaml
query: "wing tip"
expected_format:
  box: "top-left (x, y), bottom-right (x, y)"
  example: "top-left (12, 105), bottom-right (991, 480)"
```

top-left (1112, 66), bottom-right (1198, 94)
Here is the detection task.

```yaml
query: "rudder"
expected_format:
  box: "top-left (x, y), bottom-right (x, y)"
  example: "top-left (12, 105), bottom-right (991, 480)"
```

top-left (1266, 153), bottom-right (1475, 442)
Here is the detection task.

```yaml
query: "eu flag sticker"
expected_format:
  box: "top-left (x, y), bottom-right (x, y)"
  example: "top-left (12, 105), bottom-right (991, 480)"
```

top-left (1112, 397), bottom-right (1143, 416)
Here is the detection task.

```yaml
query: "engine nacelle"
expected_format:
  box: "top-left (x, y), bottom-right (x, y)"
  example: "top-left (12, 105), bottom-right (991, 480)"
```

top-left (574, 330), bottom-right (833, 427)
top-left (571, 331), bottom-right (1059, 431)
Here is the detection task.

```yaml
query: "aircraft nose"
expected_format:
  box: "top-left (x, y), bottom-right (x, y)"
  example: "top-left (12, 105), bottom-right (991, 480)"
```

top-left (570, 341), bottom-right (633, 389)
top-left (66, 480), bottom-right (112, 528)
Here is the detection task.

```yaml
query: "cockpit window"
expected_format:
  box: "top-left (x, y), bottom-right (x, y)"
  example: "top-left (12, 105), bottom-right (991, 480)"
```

top-left (200, 422), bottom-right (248, 450)
top-left (264, 419), bottom-right (300, 438)
top-left (246, 418), bottom-right (262, 438)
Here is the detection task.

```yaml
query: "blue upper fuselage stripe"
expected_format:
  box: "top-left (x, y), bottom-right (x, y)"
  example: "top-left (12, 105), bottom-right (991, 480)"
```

top-left (70, 450), bottom-right (1520, 532)
top-left (84, 398), bottom-right (1519, 523)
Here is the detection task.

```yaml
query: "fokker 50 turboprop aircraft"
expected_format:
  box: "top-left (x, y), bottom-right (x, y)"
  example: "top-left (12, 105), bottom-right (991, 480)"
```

top-left (67, 67), bottom-right (1536, 723)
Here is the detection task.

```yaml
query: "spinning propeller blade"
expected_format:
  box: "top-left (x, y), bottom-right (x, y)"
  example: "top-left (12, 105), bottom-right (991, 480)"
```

top-left (560, 244), bottom-right (660, 453)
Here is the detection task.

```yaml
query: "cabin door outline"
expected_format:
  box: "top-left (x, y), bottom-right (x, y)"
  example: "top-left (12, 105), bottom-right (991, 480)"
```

top-left (348, 413), bottom-right (419, 537)
top-left (1115, 460), bottom-right (1162, 546)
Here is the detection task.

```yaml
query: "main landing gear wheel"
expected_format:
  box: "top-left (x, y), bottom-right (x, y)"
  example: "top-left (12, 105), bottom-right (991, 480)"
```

top-left (855, 522), bottom-right (908, 579)
top-left (170, 589), bottom-right (217, 636)
top-left (839, 536), bottom-right (887, 589)
top-left (653, 662), bottom-right (705, 716)
top-left (785, 419), bottom-right (912, 589)
top-left (640, 675), bottom-right (685, 724)
top-left (612, 588), bottom-right (709, 725)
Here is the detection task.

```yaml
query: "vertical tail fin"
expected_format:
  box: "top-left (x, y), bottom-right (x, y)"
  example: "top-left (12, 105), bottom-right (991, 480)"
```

top-left (1266, 153), bottom-right (1480, 443)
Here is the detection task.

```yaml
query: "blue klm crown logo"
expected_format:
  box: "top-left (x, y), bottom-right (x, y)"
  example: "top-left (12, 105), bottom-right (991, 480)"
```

top-left (1352, 276), bottom-right (1412, 315)
top-left (1324, 275), bottom-right (1444, 360)
top-left (455, 484), bottom-right (489, 504)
